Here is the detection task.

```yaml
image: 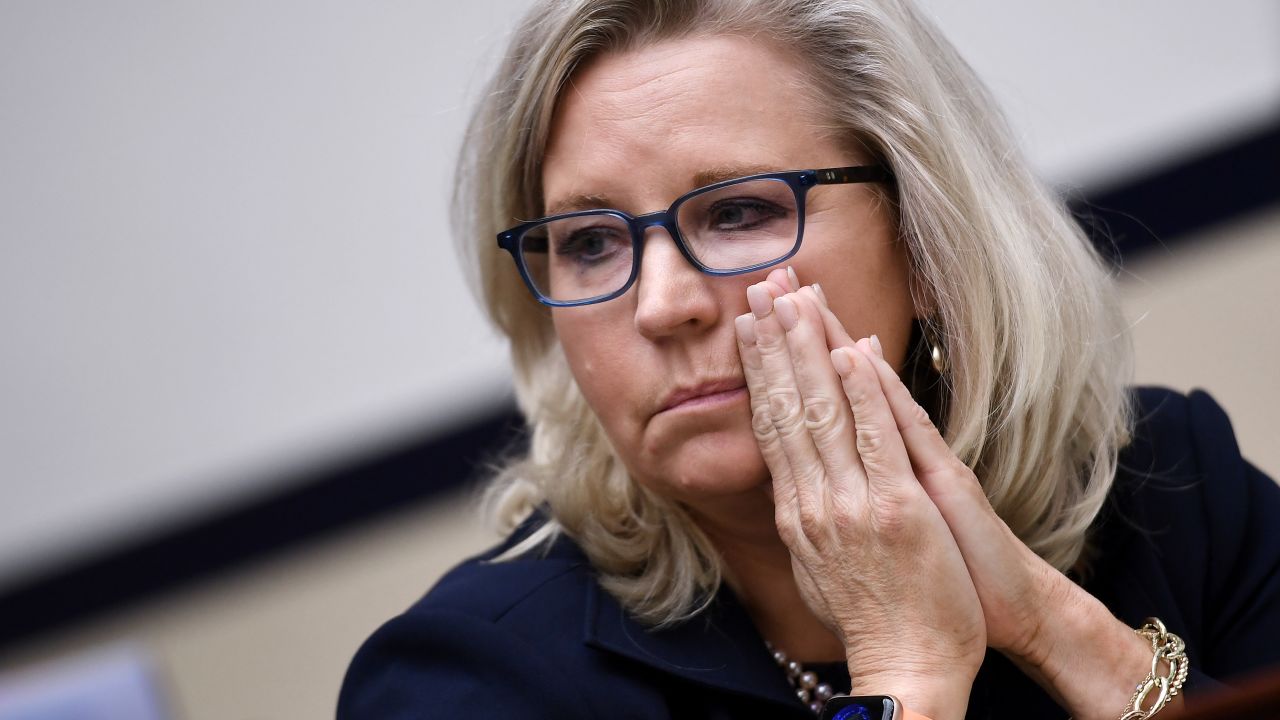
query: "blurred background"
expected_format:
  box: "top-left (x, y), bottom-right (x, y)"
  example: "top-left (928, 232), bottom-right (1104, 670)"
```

top-left (0, 1), bottom-right (1276, 717)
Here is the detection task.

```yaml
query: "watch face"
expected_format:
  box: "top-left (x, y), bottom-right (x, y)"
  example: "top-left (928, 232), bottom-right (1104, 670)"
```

top-left (821, 695), bottom-right (897, 720)
top-left (831, 706), bottom-right (875, 720)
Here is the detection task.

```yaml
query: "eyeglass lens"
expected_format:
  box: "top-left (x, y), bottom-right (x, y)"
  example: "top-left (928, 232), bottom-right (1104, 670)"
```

top-left (519, 177), bottom-right (799, 303)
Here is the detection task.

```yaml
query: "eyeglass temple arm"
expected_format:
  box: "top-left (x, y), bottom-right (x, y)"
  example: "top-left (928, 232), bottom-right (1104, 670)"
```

top-left (813, 165), bottom-right (894, 185)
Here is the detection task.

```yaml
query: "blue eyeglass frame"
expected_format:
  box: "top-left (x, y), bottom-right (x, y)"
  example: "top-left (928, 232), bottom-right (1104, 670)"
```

top-left (496, 164), bottom-right (894, 307)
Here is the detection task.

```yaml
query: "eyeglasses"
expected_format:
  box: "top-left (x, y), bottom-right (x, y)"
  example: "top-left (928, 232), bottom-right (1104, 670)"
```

top-left (497, 165), bottom-right (893, 307)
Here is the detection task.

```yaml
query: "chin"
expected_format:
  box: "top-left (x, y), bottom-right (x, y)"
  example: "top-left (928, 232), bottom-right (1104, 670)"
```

top-left (638, 430), bottom-right (769, 501)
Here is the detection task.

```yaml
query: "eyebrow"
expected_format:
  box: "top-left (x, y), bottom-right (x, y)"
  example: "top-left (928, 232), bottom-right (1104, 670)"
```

top-left (690, 163), bottom-right (778, 188)
top-left (545, 193), bottom-right (613, 217)
top-left (543, 163), bottom-right (782, 217)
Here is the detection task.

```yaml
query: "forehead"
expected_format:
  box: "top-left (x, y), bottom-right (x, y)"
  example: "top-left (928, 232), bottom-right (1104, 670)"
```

top-left (541, 35), bottom-right (841, 213)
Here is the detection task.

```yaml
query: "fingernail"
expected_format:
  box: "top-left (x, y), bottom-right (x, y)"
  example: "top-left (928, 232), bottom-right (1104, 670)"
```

top-left (830, 347), bottom-right (854, 375)
top-left (786, 265), bottom-right (800, 291)
top-left (856, 337), bottom-right (873, 355)
top-left (812, 283), bottom-right (828, 307)
top-left (774, 296), bottom-right (799, 331)
top-left (870, 334), bottom-right (884, 360)
top-left (735, 313), bottom-right (756, 344)
top-left (747, 284), bottom-right (773, 319)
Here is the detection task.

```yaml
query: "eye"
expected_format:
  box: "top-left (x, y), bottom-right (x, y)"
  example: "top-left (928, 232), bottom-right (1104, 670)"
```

top-left (706, 197), bottom-right (788, 231)
top-left (554, 225), bottom-right (626, 264)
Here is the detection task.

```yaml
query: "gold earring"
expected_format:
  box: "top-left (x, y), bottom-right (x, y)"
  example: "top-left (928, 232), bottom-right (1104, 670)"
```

top-left (930, 342), bottom-right (947, 374)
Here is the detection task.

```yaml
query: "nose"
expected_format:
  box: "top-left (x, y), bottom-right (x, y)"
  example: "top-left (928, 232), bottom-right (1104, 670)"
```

top-left (632, 226), bottom-right (721, 340)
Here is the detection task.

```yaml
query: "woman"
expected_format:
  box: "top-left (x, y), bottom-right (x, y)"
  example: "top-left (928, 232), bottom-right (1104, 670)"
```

top-left (338, 1), bottom-right (1280, 718)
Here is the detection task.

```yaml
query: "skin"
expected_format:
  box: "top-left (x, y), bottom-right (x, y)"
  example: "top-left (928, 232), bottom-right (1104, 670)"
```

top-left (540, 34), bottom-right (1180, 720)
top-left (543, 35), bottom-right (915, 529)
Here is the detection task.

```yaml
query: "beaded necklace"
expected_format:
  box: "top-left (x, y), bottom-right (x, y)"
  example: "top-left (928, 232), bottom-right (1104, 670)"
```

top-left (766, 641), bottom-right (837, 716)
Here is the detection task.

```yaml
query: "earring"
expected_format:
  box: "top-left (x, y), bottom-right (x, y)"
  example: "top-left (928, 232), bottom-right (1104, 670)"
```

top-left (930, 341), bottom-right (947, 374)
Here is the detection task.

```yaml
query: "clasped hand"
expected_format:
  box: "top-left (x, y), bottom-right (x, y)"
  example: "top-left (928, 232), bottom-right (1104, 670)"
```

top-left (736, 268), bottom-right (1067, 719)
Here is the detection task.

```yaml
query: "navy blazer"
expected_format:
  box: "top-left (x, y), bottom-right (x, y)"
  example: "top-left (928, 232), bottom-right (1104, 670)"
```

top-left (338, 388), bottom-right (1280, 718)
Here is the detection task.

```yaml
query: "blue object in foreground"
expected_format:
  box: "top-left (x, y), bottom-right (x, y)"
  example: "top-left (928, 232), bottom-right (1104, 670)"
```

top-left (832, 704), bottom-right (874, 720)
top-left (0, 644), bottom-right (172, 720)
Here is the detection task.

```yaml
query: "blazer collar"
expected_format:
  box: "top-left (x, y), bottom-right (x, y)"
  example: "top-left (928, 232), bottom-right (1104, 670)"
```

top-left (582, 577), bottom-right (804, 710)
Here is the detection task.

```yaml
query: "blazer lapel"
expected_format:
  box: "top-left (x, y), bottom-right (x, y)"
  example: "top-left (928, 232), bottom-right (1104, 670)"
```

top-left (582, 579), bottom-right (802, 710)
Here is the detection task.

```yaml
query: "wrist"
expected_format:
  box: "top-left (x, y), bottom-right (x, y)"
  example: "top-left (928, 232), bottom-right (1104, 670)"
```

top-left (989, 543), bottom-right (1067, 664)
top-left (1004, 584), bottom-right (1163, 720)
top-left (848, 672), bottom-right (970, 720)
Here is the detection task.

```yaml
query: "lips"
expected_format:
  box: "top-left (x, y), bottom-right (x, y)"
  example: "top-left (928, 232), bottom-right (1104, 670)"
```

top-left (659, 378), bottom-right (747, 413)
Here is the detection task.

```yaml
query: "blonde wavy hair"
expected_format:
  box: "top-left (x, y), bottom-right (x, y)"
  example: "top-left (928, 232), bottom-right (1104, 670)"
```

top-left (454, 0), bottom-right (1133, 626)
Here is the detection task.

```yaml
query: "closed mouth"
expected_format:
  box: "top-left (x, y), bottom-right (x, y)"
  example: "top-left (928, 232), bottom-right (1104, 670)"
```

top-left (660, 380), bottom-right (748, 413)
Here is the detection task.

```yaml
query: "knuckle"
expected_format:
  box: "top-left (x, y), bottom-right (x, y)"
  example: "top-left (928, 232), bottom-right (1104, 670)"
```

top-left (844, 376), bottom-right (875, 415)
top-left (751, 406), bottom-right (777, 438)
top-left (871, 500), bottom-right (914, 540)
top-left (907, 400), bottom-right (933, 430)
top-left (955, 463), bottom-right (987, 499)
top-left (855, 425), bottom-right (886, 457)
top-left (924, 454), bottom-right (975, 486)
top-left (844, 382), bottom-right (872, 412)
top-left (796, 499), bottom-right (826, 535)
top-left (767, 389), bottom-right (804, 429)
top-left (774, 515), bottom-right (801, 547)
top-left (951, 458), bottom-right (978, 483)
top-left (830, 505), bottom-right (862, 535)
top-left (802, 398), bottom-right (843, 438)
top-left (805, 526), bottom-right (831, 553)
top-left (755, 322), bottom-right (786, 348)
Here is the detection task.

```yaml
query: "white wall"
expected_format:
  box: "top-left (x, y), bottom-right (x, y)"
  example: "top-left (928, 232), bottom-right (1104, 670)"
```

top-left (0, 0), bottom-right (524, 585)
top-left (1, 0), bottom-right (1277, 588)
top-left (921, 1), bottom-right (1279, 188)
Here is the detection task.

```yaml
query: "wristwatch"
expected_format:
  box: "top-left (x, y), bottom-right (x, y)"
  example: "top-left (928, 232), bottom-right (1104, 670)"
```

top-left (819, 695), bottom-right (903, 720)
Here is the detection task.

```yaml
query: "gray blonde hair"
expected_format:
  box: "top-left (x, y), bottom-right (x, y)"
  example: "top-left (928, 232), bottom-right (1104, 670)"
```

top-left (455, 0), bottom-right (1133, 626)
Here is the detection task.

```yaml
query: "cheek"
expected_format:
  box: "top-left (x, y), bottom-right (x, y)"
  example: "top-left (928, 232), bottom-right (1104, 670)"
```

top-left (822, 250), bottom-right (910, 319)
top-left (550, 297), bottom-right (771, 500)
top-left (553, 313), bottom-right (632, 420)
top-left (793, 214), bottom-right (914, 341)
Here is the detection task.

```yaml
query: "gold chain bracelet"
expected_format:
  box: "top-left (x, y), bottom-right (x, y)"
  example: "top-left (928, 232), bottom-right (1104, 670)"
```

top-left (1118, 617), bottom-right (1189, 720)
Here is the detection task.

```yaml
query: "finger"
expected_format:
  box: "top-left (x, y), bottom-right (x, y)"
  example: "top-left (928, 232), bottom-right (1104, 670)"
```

top-left (736, 311), bottom-right (795, 510)
top-left (777, 288), bottom-right (867, 500)
top-left (860, 341), bottom-right (1009, 577)
top-left (767, 266), bottom-right (796, 293)
top-left (861, 342), bottom-right (978, 496)
top-left (830, 342), bottom-right (917, 496)
top-left (749, 282), bottom-right (829, 530)
top-left (812, 288), bottom-right (857, 352)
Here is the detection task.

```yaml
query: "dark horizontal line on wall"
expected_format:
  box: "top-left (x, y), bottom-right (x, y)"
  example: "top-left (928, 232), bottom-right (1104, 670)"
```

top-left (1, 118), bottom-right (1277, 654)
top-left (0, 408), bottom-right (529, 651)
top-left (1068, 119), bottom-right (1279, 264)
